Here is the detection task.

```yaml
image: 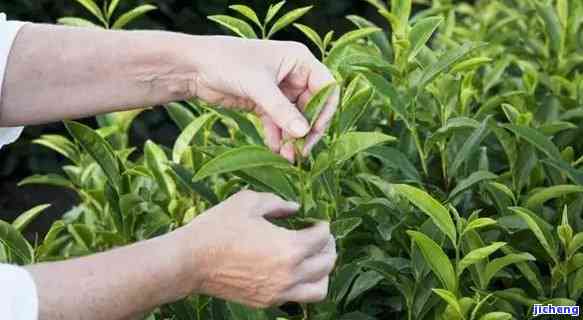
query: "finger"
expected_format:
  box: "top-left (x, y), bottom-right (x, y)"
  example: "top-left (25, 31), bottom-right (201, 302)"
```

top-left (261, 115), bottom-right (282, 153)
top-left (295, 240), bottom-right (337, 283)
top-left (254, 192), bottom-right (300, 219)
top-left (280, 131), bottom-right (295, 163)
top-left (282, 276), bottom-right (329, 303)
top-left (248, 78), bottom-right (309, 138)
top-left (294, 222), bottom-right (331, 257)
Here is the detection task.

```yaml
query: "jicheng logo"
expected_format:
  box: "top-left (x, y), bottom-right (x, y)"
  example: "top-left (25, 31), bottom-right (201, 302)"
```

top-left (532, 304), bottom-right (580, 317)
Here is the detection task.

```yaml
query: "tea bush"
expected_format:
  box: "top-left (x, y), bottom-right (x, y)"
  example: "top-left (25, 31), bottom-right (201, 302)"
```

top-left (2, 0), bottom-right (583, 319)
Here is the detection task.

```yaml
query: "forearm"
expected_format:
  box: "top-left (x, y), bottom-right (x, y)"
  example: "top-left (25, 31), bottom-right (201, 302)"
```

top-left (26, 228), bottom-right (198, 320)
top-left (0, 23), bottom-right (198, 126)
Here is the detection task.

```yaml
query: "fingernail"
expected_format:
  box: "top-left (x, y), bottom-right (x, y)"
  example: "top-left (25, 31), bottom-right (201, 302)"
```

top-left (289, 117), bottom-right (310, 137)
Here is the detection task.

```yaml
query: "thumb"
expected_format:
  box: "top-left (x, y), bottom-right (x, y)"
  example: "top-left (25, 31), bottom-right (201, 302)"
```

top-left (248, 78), bottom-right (310, 138)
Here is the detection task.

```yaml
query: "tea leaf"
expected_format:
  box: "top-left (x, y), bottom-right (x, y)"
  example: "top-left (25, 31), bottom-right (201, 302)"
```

top-left (345, 270), bottom-right (384, 305)
top-left (536, 2), bottom-right (563, 56)
top-left (328, 27), bottom-right (382, 57)
top-left (331, 132), bottom-right (396, 165)
top-left (407, 230), bottom-right (457, 292)
top-left (525, 185), bottom-right (583, 210)
top-left (396, 185), bottom-right (456, 245)
top-left (65, 121), bottom-right (121, 190)
top-left (303, 82), bottom-right (337, 126)
top-left (33, 134), bottom-right (80, 164)
top-left (166, 102), bottom-right (196, 130)
top-left (365, 146), bottom-right (421, 182)
top-left (229, 5), bottom-right (262, 28)
top-left (294, 23), bottom-right (323, 50)
top-left (170, 164), bottom-right (219, 205)
top-left (510, 207), bottom-right (558, 263)
top-left (237, 167), bottom-right (296, 201)
top-left (209, 15), bottom-right (258, 39)
top-left (484, 253), bottom-right (536, 288)
top-left (58, 17), bottom-right (100, 28)
top-left (449, 171), bottom-right (498, 201)
top-left (0, 220), bottom-right (34, 264)
top-left (458, 242), bottom-right (506, 276)
top-left (194, 145), bottom-right (291, 181)
top-left (145, 140), bottom-right (176, 199)
top-left (337, 87), bottom-right (375, 134)
top-left (432, 289), bottom-right (462, 318)
top-left (408, 17), bottom-right (442, 62)
top-left (264, 1), bottom-right (286, 25)
top-left (172, 114), bottom-right (216, 163)
top-left (112, 4), bottom-right (156, 29)
top-left (504, 124), bottom-right (561, 159)
top-left (478, 312), bottom-right (513, 320)
top-left (12, 204), bottom-right (51, 232)
top-left (463, 218), bottom-right (497, 235)
top-left (227, 302), bottom-right (269, 320)
top-left (18, 174), bottom-right (75, 189)
top-left (359, 71), bottom-right (408, 123)
top-left (72, 0), bottom-right (106, 25)
top-left (107, 0), bottom-right (121, 18)
top-left (418, 42), bottom-right (481, 88)
top-left (391, 0), bottom-right (412, 27)
top-left (450, 117), bottom-right (491, 178)
top-left (450, 57), bottom-right (492, 73)
top-left (330, 263), bottom-right (361, 303)
top-left (332, 217), bottom-right (362, 240)
top-left (346, 15), bottom-right (392, 58)
top-left (267, 6), bottom-right (312, 38)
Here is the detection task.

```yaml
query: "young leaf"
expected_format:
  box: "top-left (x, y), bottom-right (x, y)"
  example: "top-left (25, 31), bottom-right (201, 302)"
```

top-left (209, 15), bottom-right (258, 39)
top-left (18, 174), bottom-right (75, 189)
top-left (478, 312), bottom-right (513, 320)
top-left (267, 6), bottom-right (312, 39)
top-left (331, 132), bottom-right (396, 164)
top-left (346, 15), bottom-right (392, 58)
top-left (264, 1), bottom-right (286, 25)
top-left (503, 124), bottom-right (561, 159)
top-left (166, 102), bottom-right (196, 130)
top-left (194, 145), bottom-right (292, 181)
top-left (408, 17), bottom-right (442, 62)
top-left (229, 4), bottom-right (262, 28)
top-left (170, 164), bottom-right (219, 205)
top-left (72, 0), bottom-right (107, 25)
top-left (172, 114), bottom-right (216, 163)
top-left (536, 2), bottom-right (563, 56)
top-left (567, 233), bottom-right (583, 258)
top-left (238, 166), bottom-right (296, 201)
top-left (0, 220), bottom-right (34, 264)
top-left (345, 270), bottom-right (384, 305)
top-left (458, 242), bottom-right (506, 276)
top-left (12, 204), bottom-right (51, 232)
top-left (58, 17), bottom-right (101, 28)
top-left (359, 71), bottom-right (408, 124)
top-left (432, 289), bottom-right (462, 318)
top-left (391, 0), bottom-right (412, 26)
top-left (64, 121), bottom-right (121, 189)
top-left (293, 23), bottom-right (323, 53)
top-left (525, 185), bottom-right (583, 209)
top-left (365, 146), bottom-right (421, 182)
top-left (303, 82), bottom-right (337, 126)
top-left (510, 207), bottom-right (558, 263)
top-left (33, 134), bottom-right (81, 164)
top-left (107, 0), bottom-right (121, 19)
top-left (336, 87), bottom-right (375, 134)
top-left (112, 4), bottom-right (157, 29)
top-left (463, 218), bottom-right (497, 235)
top-left (145, 140), bottom-right (176, 199)
top-left (328, 27), bottom-right (382, 57)
top-left (483, 253), bottom-right (536, 288)
top-left (407, 231), bottom-right (457, 292)
top-left (450, 57), bottom-right (492, 73)
top-left (418, 42), bottom-right (481, 88)
top-left (449, 171), bottom-right (498, 201)
top-left (449, 117), bottom-right (491, 178)
top-left (332, 217), bottom-right (362, 240)
top-left (395, 185), bottom-right (456, 245)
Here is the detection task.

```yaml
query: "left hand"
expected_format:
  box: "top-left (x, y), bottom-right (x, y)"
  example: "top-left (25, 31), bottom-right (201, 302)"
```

top-left (187, 36), bottom-right (339, 161)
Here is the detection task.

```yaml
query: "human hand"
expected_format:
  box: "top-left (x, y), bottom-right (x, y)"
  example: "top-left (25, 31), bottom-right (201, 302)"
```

top-left (188, 36), bottom-right (339, 161)
top-left (182, 190), bottom-right (337, 308)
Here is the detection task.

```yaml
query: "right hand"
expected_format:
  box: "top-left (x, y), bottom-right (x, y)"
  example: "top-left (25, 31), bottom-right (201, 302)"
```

top-left (183, 190), bottom-right (337, 308)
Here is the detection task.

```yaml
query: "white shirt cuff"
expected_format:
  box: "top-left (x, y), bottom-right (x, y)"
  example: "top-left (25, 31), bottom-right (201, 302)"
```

top-left (0, 264), bottom-right (38, 320)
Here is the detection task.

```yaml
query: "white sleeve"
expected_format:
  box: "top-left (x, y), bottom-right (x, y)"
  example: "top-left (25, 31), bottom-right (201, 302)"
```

top-left (0, 264), bottom-right (38, 320)
top-left (0, 13), bottom-right (27, 151)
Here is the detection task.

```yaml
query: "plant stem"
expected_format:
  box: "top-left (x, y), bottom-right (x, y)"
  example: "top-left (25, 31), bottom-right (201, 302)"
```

top-left (411, 128), bottom-right (429, 177)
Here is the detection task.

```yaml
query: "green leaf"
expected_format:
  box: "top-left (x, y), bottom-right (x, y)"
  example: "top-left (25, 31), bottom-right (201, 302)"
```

top-left (194, 145), bottom-right (291, 181)
top-left (229, 4), bottom-right (262, 28)
top-left (463, 218), bottom-right (497, 235)
top-left (365, 146), bottom-right (421, 182)
top-left (18, 174), bottom-right (74, 189)
top-left (418, 42), bottom-right (481, 88)
top-left (330, 263), bottom-right (361, 303)
top-left (57, 17), bottom-right (100, 28)
top-left (237, 166), bottom-right (296, 201)
top-left (359, 71), bottom-right (408, 123)
top-left (328, 27), bottom-right (382, 57)
top-left (450, 57), bottom-right (492, 73)
top-left (510, 207), bottom-right (558, 263)
top-left (107, 0), bottom-right (121, 18)
top-left (65, 121), bottom-right (121, 190)
top-left (267, 6), bottom-right (312, 38)
top-left (504, 124), bottom-right (562, 159)
top-left (303, 82), bottom-right (337, 126)
top-left (483, 253), bottom-right (536, 288)
top-left (12, 204), bottom-right (51, 232)
top-left (33, 134), bottom-right (80, 164)
top-left (407, 231), bottom-right (457, 292)
top-left (449, 171), bottom-right (497, 201)
top-left (396, 185), bottom-right (456, 245)
top-left (166, 102), bottom-right (196, 130)
top-left (72, 0), bottom-right (106, 25)
top-left (172, 114), bottom-right (216, 163)
top-left (112, 4), bottom-right (157, 29)
top-left (170, 163), bottom-right (219, 204)
top-left (67, 224), bottom-right (94, 250)
top-left (391, 0), bottom-right (412, 26)
top-left (450, 117), bottom-right (491, 178)
top-left (432, 289), bottom-right (462, 318)
top-left (0, 220), bottom-right (33, 264)
top-left (209, 15), bottom-right (258, 38)
top-left (408, 17), bottom-right (442, 62)
top-left (346, 15), bottom-right (392, 58)
top-left (458, 242), bottom-right (506, 276)
top-left (332, 217), bottom-right (362, 240)
top-left (567, 233), bottom-right (583, 258)
top-left (144, 141), bottom-right (176, 199)
top-left (264, 1), bottom-right (286, 25)
top-left (478, 312), bottom-right (512, 320)
top-left (337, 87), bottom-right (375, 134)
top-left (294, 23), bottom-right (323, 51)
top-left (536, 2), bottom-right (563, 56)
top-left (525, 185), bottom-right (583, 209)
top-left (345, 270), bottom-right (384, 305)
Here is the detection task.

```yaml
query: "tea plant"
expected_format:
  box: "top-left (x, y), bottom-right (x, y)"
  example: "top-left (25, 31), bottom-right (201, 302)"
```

top-left (2, 0), bottom-right (583, 319)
